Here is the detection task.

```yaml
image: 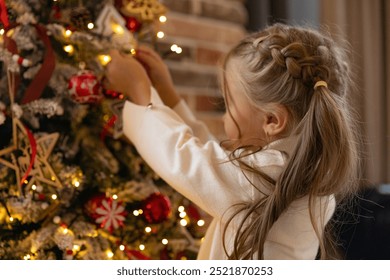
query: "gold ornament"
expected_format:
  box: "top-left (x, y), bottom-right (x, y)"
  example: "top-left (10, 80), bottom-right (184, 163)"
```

top-left (121, 0), bottom-right (167, 22)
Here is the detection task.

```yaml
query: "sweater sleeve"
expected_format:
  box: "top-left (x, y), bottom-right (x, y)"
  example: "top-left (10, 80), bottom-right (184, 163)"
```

top-left (122, 87), bottom-right (281, 217)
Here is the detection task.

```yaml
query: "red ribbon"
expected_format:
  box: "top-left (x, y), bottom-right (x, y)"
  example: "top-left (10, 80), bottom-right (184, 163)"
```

top-left (3, 24), bottom-right (55, 104)
top-left (0, 0), bottom-right (9, 29)
top-left (21, 24), bottom-right (56, 104)
top-left (20, 125), bottom-right (37, 186)
top-left (100, 115), bottom-right (118, 141)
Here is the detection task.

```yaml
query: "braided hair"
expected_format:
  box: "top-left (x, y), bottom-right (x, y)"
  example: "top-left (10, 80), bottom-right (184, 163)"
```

top-left (221, 24), bottom-right (360, 259)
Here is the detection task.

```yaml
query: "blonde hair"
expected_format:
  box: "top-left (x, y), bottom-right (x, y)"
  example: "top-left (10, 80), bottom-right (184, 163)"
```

top-left (221, 24), bottom-right (361, 259)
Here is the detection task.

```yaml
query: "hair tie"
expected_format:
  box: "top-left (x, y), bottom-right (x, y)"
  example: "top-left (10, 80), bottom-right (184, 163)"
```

top-left (314, 80), bottom-right (328, 90)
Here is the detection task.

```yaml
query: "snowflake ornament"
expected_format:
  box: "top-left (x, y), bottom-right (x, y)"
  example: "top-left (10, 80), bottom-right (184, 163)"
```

top-left (95, 198), bottom-right (127, 232)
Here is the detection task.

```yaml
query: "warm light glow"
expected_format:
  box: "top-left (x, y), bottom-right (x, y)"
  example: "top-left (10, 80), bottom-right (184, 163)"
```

top-left (51, 194), bottom-right (57, 200)
top-left (87, 23), bottom-right (94, 30)
top-left (51, 176), bottom-right (56, 181)
top-left (63, 45), bottom-right (74, 54)
top-left (119, 245), bottom-right (125, 251)
top-left (162, 239), bottom-right (168, 245)
top-left (178, 206), bottom-right (185, 212)
top-left (106, 250), bottom-right (114, 258)
top-left (111, 23), bottom-right (124, 34)
top-left (156, 31), bottom-right (165, 39)
top-left (130, 48), bottom-right (136, 55)
top-left (73, 245), bottom-right (80, 251)
top-left (139, 244), bottom-right (145, 251)
top-left (159, 15), bottom-right (167, 23)
top-left (138, 209), bottom-right (143, 214)
top-left (112, 194), bottom-right (118, 200)
top-left (53, 216), bottom-right (61, 224)
top-left (64, 29), bottom-right (72, 38)
top-left (31, 184), bottom-right (37, 191)
top-left (24, 180), bottom-right (28, 184)
top-left (9, 217), bottom-right (14, 222)
top-left (197, 219), bottom-right (205, 227)
top-left (24, 254), bottom-right (31, 260)
top-left (179, 212), bottom-right (186, 218)
top-left (180, 219), bottom-right (188, 226)
top-left (145, 227), bottom-right (152, 233)
top-left (175, 47), bottom-right (182, 54)
top-left (63, 228), bottom-right (69, 234)
top-left (0, 29), bottom-right (4, 35)
top-left (133, 210), bottom-right (140, 216)
top-left (73, 180), bottom-right (80, 188)
top-left (98, 54), bottom-right (112, 66)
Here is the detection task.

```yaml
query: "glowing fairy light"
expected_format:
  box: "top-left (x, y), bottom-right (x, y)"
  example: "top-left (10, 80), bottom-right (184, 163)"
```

top-left (175, 47), bottom-right (182, 54)
top-left (197, 219), bottom-right (205, 227)
top-left (119, 245), bottom-right (125, 251)
top-left (51, 194), bottom-right (57, 200)
top-left (156, 31), bottom-right (165, 39)
top-left (24, 254), bottom-right (31, 260)
top-left (0, 29), bottom-right (4, 35)
top-left (111, 23), bottom-right (124, 34)
top-left (139, 244), bottom-right (145, 251)
top-left (87, 22), bottom-right (94, 30)
top-left (133, 210), bottom-right (140, 216)
top-left (106, 250), bottom-right (114, 258)
top-left (162, 239), bottom-right (168, 245)
top-left (73, 245), bottom-right (80, 251)
top-left (9, 217), bottom-right (14, 222)
top-left (63, 45), bottom-right (74, 54)
top-left (145, 227), bottom-right (152, 233)
top-left (180, 219), bottom-right (188, 226)
top-left (31, 184), bottom-right (37, 191)
top-left (98, 54), bottom-right (112, 66)
top-left (178, 206), bottom-right (185, 212)
top-left (159, 15), bottom-right (167, 23)
top-left (112, 194), bottom-right (118, 200)
top-left (64, 29), bottom-right (72, 38)
top-left (179, 212), bottom-right (186, 218)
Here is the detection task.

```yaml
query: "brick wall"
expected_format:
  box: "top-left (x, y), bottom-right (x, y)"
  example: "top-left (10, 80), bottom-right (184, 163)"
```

top-left (157, 0), bottom-right (248, 140)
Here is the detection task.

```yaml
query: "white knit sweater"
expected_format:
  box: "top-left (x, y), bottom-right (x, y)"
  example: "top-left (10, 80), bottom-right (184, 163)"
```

top-left (123, 87), bottom-right (335, 259)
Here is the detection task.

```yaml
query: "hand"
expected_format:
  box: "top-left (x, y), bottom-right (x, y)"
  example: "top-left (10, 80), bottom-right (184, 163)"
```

top-left (105, 50), bottom-right (151, 106)
top-left (135, 45), bottom-right (180, 108)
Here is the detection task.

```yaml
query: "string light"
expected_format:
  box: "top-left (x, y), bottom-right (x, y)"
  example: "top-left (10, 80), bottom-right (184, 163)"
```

top-left (31, 184), bottom-right (37, 191)
top-left (179, 211), bottom-right (186, 218)
top-left (51, 194), bottom-right (57, 200)
top-left (138, 209), bottom-right (143, 214)
top-left (197, 219), bottom-right (205, 227)
top-left (24, 180), bottom-right (28, 184)
top-left (170, 44), bottom-right (182, 54)
top-left (106, 250), bottom-right (114, 258)
top-left (0, 29), bottom-right (4, 35)
top-left (9, 217), bottom-right (14, 222)
top-left (63, 45), bottom-right (74, 54)
top-left (139, 244), bottom-right (145, 251)
top-left (98, 54), bottom-right (112, 66)
top-left (178, 206), bottom-right (185, 212)
top-left (159, 15), bottom-right (167, 23)
top-left (156, 31), bottom-right (165, 39)
top-left (133, 210), bottom-right (140, 216)
top-left (161, 239), bottom-right (168, 245)
top-left (145, 227), bottom-right (152, 233)
top-left (73, 245), bottom-right (80, 251)
top-left (53, 216), bottom-right (61, 224)
top-left (180, 219), bottom-right (188, 226)
top-left (73, 180), bottom-right (80, 188)
top-left (23, 254), bottom-right (31, 260)
top-left (111, 23), bottom-right (124, 34)
top-left (119, 245), bottom-right (125, 251)
top-left (51, 176), bottom-right (56, 181)
top-left (63, 228), bottom-right (69, 234)
top-left (130, 48), bottom-right (136, 55)
top-left (87, 23), bottom-right (94, 30)
top-left (112, 194), bottom-right (118, 200)
top-left (64, 29), bottom-right (72, 38)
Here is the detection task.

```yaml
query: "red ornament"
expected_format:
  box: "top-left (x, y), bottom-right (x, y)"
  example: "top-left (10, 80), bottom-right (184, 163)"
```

top-left (103, 89), bottom-right (123, 99)
top-left (84, 193), bottom-right (127, 232)
top-left (141, 193), bottom-right (171, 224)
top-left (126, 249), bottom-right (151, 260)
top-left (125, 16), bottom-right (142, 32)
top-left (68, 71), bottom-right (102, 104)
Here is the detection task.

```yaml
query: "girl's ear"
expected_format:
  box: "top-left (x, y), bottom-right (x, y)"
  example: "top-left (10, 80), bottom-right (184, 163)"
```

top-left (262, 105), bottom-right (289, 137)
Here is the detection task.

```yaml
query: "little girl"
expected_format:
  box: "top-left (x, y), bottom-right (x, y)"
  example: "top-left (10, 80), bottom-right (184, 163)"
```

top-left (105, 23), bottom-right (360, 259)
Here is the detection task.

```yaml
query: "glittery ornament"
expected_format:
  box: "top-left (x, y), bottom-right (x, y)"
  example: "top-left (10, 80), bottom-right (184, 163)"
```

top-left (141, 192), bottom-right (171, 224)
top-left (68, 71), bottom-right (103, 104)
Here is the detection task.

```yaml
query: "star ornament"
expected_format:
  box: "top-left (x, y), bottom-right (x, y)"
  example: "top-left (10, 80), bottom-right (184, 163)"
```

top-left (0, 118), bottom-right (62, 194)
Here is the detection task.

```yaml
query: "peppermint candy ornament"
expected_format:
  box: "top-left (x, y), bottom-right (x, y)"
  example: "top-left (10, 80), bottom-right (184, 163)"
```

top-left (84, 194), bottom-right (127, 232)
top-left (68, 70), bottom-right (103, 104)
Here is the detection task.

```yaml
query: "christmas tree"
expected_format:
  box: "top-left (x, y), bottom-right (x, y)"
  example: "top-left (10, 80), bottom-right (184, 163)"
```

top-left (0, 0), bottom-right (207, 260)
